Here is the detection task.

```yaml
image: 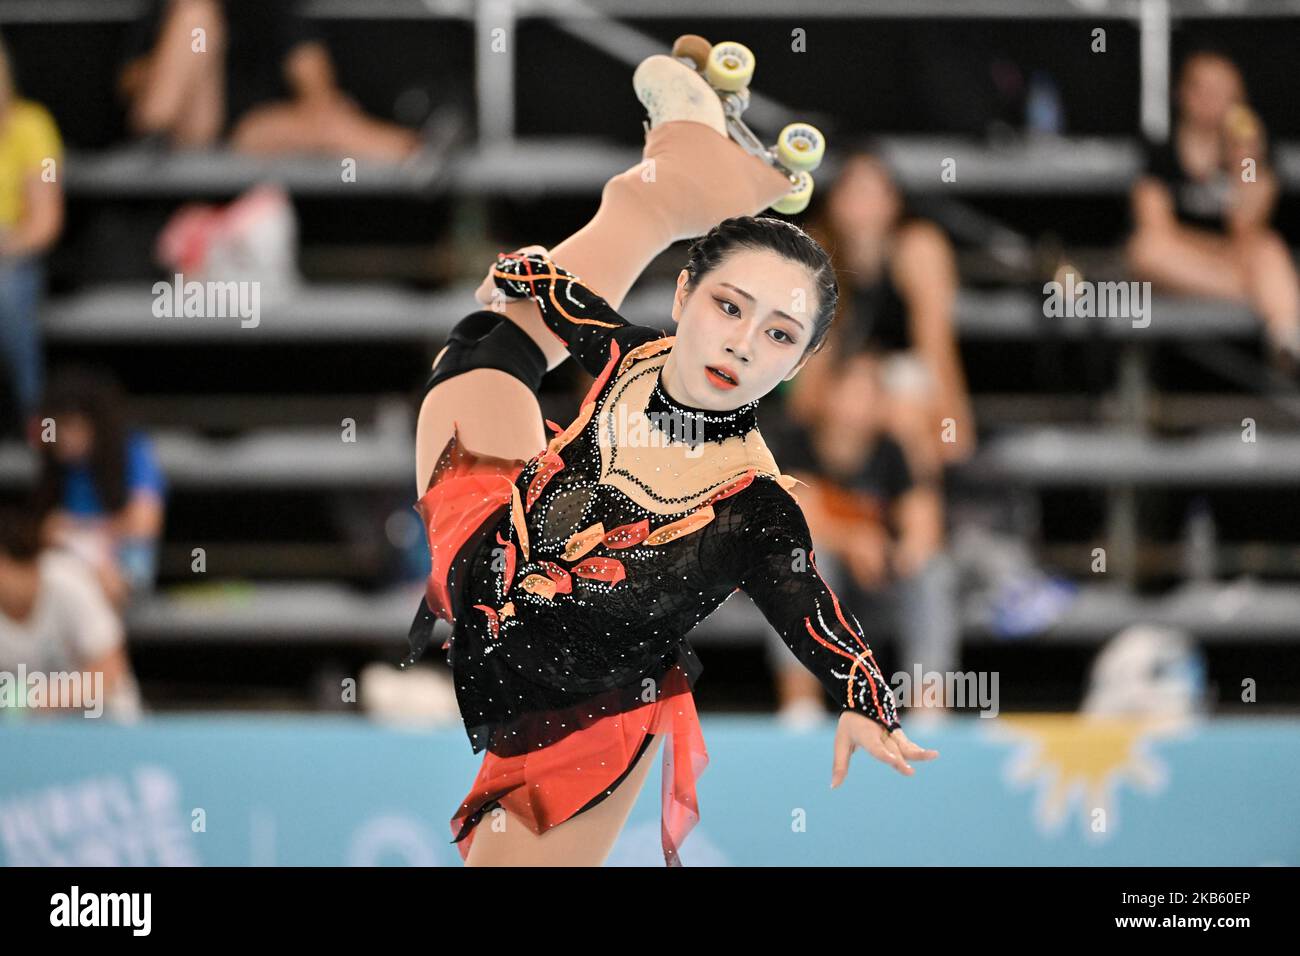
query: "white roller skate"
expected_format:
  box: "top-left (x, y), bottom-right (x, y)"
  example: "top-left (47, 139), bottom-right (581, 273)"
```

top-left (632, 53), bottom-right (727, 136)
top-left (633, 35), bottom-right (826, 215)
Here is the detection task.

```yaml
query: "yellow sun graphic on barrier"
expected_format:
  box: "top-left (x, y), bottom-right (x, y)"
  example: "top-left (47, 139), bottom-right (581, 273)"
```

top-left (985, 713), bottom-right (1194, 840)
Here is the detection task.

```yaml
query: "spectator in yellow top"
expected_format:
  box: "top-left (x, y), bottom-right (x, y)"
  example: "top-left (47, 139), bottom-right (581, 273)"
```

top-left (0, 33), bottom-right (64, 434)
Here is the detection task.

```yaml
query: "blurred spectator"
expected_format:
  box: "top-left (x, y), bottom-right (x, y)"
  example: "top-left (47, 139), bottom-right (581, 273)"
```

top-left (0, 33), bottom-right (64, 434)
top-left (118, 0), bottom-right (423, 160)
top-left (1127, 50), bottom-right (1300, 369)
top-left (763, 348), bottom-right (959, 721)
top-left (802, 146), bottom-right (976, 478)
top-left (0, 505), bottom-right (142, 720)
top-left (34, 369), bottom-right (167, 611)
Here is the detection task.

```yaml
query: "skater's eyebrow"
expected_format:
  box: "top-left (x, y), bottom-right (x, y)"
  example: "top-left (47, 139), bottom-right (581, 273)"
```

top-left (718, 283), bottom-right (806, 330)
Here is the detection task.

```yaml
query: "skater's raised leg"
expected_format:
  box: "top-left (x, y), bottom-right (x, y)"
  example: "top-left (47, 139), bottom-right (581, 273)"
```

top-left (492, 51), bottom-right (792, 371)
top-left (416, 56), bottom-right (792, 490)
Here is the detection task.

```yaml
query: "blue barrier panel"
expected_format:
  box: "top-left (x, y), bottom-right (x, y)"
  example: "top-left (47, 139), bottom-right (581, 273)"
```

top-left (2, 715), bottom-right (1296, 866)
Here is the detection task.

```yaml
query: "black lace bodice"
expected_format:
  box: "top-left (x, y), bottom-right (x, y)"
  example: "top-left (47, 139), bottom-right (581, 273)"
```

top-left (433, 251), bottom-right (901, 756)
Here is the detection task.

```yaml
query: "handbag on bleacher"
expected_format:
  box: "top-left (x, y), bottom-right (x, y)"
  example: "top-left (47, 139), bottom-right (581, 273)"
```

top-left (154, 183), bottom-right (302, 307)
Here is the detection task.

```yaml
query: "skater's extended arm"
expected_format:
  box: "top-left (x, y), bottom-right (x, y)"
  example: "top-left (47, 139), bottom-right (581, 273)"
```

top-left (490, 250), bottom-right (665, 378)
top-left (726, 479), bottom-right (901, 731)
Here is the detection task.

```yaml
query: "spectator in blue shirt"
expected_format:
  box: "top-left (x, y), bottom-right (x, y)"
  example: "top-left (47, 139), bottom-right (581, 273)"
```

top-left (34, 368), bottom-right (166, 609)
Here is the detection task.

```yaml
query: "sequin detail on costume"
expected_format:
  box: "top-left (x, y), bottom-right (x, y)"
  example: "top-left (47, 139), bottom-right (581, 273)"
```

top-left (644, 506), bottom-right (715, 545)
top-left (413, 251), bottom-right (902, 868)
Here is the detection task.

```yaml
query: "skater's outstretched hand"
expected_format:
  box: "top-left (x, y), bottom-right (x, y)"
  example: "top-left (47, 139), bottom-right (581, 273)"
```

top-left (475, 245), bottom-right (551, 307)
top-left (831, 711), bottom-right (938, 785)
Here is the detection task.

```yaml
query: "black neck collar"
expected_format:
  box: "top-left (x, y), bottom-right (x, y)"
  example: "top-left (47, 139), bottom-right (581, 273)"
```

top-left (644, 367), bottom-right (759, 447)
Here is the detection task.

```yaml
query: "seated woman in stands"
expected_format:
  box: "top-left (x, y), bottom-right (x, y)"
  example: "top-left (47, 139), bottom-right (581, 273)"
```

top-left (34, 368), bottom-right (167, 612)
top-left (0, 505), bottom-right (143, 719)
top-left (1126, 50), bottom-right (1300, 371)
top-left (796, 145), bottom-right (976, 481)
top-left (118, 0), bottom-right (427, 161)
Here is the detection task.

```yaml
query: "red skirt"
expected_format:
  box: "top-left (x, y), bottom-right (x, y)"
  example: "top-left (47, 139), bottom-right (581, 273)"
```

top-left (414, 426), bottom-right (527, 628)
top-left (416, 428), bottom-right (711, 865)
top-left (450, 659), bottom-right (709, 866)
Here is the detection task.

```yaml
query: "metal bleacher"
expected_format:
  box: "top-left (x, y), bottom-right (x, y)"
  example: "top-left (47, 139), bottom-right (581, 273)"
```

top-left (32, 279), bottom-right (1269, 344)
top-left (3, 0), bottom-right (1300, 666)
top-left (56, 134), bottom-right (1300, 201)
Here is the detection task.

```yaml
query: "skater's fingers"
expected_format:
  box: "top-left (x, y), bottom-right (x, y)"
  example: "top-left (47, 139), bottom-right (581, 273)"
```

top-left (837, 711), bottom-right (909, 777)
top-left (871, 730), bottom-right (914, 777)
top-left (883, 734), bottom-right (915, 776)
top-left (830, 726), bottom-right (855, 789)
top-left (899, 741), bottom-right (940, 762)
top-left (847, 720), bottom-right (905, 776)
top-left (891, 729), bottom-right (940, 761)
top-left (474, 271), bottom-right (498, 306)
top-left (499, 244), bottom-right (551, 264)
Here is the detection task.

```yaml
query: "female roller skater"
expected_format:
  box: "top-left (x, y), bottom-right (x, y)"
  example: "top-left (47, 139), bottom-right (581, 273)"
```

top-left (407, 47), bottom-right (938, 867)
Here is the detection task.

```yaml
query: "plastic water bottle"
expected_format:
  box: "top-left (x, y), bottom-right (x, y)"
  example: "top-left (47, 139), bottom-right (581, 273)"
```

top-left (1026, 70), bottom-right (1064, 136)
top-left (1182, 497), bottom-right (1217, 583)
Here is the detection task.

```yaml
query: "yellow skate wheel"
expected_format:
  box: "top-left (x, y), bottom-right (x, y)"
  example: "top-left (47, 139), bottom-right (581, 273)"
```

top-left (776, 122), bottom-right (825, 172)
top-left (672, 34), bottom-right (712, 71)
top-left (770, 171), bottom-right (814, 215)
top-left (706, 41), bottom-right (755, 92)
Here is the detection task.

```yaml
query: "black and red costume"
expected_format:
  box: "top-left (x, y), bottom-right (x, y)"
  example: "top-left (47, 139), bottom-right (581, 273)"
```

top-left (406, 251), bottom-right (900, 865)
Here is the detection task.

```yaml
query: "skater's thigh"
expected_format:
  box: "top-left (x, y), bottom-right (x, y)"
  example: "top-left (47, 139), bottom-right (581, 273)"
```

top-left (465, 734), bottom-right (663, 867)
top-left (415, 367), bottom-right (548, 492)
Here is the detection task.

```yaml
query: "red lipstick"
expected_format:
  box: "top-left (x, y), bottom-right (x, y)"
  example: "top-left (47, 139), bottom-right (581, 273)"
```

top-left (705, 365), bottom-right (740, 390)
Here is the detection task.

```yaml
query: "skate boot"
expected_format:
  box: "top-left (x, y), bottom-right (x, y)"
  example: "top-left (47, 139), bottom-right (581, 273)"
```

top-left (659, 34), bottom-right (825, 214)
top-left (632, 52), bottom-right (727, 137)
top-left (616, 42), bottom-right (801, 243)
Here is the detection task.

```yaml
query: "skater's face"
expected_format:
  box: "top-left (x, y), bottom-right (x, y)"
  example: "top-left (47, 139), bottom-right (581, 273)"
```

top-left (667, 247), bottom-right (818, 411)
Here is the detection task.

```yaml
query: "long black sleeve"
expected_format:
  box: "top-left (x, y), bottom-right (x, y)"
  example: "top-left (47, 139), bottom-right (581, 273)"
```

top-left (491, 251), bottom-right (664, 378)
top-left (727, 478), bottom-right (901, 730)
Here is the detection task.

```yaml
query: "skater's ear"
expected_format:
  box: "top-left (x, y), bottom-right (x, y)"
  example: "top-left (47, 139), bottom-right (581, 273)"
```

top-left (670, 269), bottom-right (693, 325)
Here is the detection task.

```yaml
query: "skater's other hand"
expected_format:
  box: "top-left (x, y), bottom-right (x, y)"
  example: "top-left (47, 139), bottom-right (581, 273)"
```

top-left (831, 712), bottom-right (939, 785)
top-left (476, 244), bottom-right (551, 307)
